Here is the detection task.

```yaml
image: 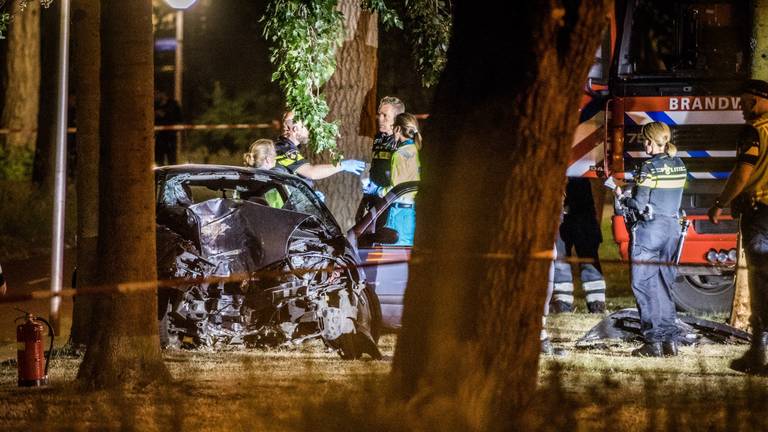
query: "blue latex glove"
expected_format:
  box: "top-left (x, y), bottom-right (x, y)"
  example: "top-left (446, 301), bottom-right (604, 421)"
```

top-left (362, 181), bottom-right (380, 196)
top-left (340, 159), bottom-right (366, 175)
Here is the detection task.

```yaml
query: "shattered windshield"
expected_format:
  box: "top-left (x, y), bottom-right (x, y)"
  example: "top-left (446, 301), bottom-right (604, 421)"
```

top-left (158, 171), bottom-right (341, 238)
top-left (621, 1), bottom-right (746, 77)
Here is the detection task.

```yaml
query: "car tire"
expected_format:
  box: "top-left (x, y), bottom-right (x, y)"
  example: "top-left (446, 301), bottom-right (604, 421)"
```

top-left (336, 286), bottom-right (382, 360)
top-left (670, 272), bottom-right (735, 314)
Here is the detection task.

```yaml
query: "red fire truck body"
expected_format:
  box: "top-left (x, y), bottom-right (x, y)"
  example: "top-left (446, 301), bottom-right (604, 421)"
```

top-left (568, 0), bottom-right (748, 312)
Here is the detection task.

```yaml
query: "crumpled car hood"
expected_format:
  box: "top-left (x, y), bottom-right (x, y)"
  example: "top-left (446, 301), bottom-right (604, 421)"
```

top-left (179, 198), bottom-right (315, 272)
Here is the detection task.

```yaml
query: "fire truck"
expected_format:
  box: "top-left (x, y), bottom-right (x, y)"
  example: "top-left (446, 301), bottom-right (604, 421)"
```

top-left (569, 0), bottom-right (748, 313)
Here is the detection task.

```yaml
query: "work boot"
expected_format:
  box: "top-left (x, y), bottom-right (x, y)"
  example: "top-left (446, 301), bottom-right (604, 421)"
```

top-left (662, 340), bottom-right (679, 357)
top-left (551, 300), bottom-right (573, 314)
top-left (587, 301), bottom-right (606, 314)
top-left (731, 332), bottom-right (768, 374)
top-left (631, 342), bottom-right (663, 358)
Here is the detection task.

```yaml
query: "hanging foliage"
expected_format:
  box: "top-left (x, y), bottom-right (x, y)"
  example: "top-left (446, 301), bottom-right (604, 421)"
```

top-left (262, 0), bottom-right (402, 156)
top-left (404, 0), bottom-right (452, 88)
top-left (262, 0), bottom-right (344, 155)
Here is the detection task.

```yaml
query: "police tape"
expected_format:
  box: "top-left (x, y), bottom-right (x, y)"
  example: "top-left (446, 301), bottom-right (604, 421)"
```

top-left (0, 250), bottom-right (742, 305)
top-left (0, 115), bottom-right (430, 135)
top-left (0, 124), bottom-right (275, 135)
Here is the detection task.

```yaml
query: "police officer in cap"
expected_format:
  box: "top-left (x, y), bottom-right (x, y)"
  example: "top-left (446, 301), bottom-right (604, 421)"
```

top-left (615, 121), bottom-right (687, 357)
top-left (356, 96), bottom-right (406, 222)
top-left (275, 111), bottom-right (366, 184)
top-left (708, 79), bottom-right (768, 374)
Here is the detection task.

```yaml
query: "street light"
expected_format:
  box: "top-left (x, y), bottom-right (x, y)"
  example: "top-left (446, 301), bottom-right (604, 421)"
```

top-left (163, 0), bottom-right (197, 105)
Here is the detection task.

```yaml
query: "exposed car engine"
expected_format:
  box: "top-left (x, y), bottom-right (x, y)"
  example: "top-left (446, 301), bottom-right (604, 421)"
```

top-left (155, 168), bottom-right (381, 359)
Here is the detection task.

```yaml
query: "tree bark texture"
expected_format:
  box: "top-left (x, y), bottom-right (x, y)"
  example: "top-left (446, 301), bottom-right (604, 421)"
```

top-left (77, 0), bottom-right (169, 388)
top-left (391, 1), bottom-right (610, 429)
top-left (32, 1), bottom-right (60, 190)
top-left (752, 0), bottom-right (768, 79)
top-left (313, 0), bottom-right (378, 230)
top-left (69, 0), bottom-right (101, 349)
top-left (1, 0), bottom-right (40, 180)
top-left (730, 233), bottom-right (751, 330)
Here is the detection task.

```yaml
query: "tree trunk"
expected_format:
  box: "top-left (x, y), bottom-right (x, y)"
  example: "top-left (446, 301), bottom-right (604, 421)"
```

top-left (391, 1), bottom-right (609, 429)
top-left (68, 0), bottom-right (101, 349)
top-left (313, 0), bottom-right (378, 230)
top-left (77, 0), bottom-right (169, 388)
top-left (32, 0), bottom-right (60, 190)
top-left (0, 0), bottom-right (40, 180)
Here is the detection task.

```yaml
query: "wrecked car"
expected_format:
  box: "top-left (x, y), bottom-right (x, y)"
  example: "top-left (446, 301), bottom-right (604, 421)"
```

top-left (155, 165), bottom-right (381, 359)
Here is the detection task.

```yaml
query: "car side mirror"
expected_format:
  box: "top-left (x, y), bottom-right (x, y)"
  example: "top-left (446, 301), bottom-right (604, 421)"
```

top-left (358, 227), bottom-right (399, 247)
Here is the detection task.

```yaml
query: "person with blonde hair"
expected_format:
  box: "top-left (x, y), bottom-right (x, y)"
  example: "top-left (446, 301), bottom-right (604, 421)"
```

top-left (379, 112), bottom-right (421, 246)
top-left (243, 139), bottom-right (286, 207)
top-left (614, 120), bottom-right (687, 357)
top-left (243, 138), bottom-right (279, 170)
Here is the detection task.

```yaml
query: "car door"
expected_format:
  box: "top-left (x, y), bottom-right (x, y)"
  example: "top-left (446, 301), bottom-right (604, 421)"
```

top-left (351, 182), bottom-right (418, 330)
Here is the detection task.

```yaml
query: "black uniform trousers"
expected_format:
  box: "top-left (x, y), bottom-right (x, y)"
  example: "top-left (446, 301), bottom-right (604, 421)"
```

top-left (630, 216), bottom-right (680, 343)
top-left (742, 205), bottom-right (768, 334)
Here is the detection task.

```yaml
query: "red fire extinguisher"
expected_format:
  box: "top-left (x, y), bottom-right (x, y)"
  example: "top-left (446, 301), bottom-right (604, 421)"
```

top-left (16, 312), bottom-right (54, 387)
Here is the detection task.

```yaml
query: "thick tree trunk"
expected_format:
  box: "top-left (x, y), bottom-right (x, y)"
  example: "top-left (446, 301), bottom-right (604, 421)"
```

top-left (77, 0), bottom-right (169, 388)
top-left (68, 0), bottom-right (101, 349)
top-left (314, 0), bottom-right (378, 229)
top-left (32, 1), bottom-right (60, 190)
top-left (391, 1), bottom-right (609, 429)
top-left (1, 0), bottom-right (40, 180)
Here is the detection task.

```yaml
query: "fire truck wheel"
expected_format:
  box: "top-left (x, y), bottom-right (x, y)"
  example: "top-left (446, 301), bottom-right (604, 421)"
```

top-left (670, 273), bottom-right (735, 314)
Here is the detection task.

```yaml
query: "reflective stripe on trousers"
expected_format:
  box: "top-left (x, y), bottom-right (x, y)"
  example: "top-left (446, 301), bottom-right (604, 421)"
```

top-left (552, 228), bottom-right (606, 304)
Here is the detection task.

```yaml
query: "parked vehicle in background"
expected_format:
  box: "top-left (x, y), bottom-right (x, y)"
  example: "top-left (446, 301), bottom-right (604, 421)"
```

top-left (154, 165), bottom-right (381, 359)
top-left (571, 0), bottom-right (748, 313)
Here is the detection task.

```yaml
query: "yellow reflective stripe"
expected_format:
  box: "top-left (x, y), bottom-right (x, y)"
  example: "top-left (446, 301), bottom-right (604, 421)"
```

top-left (654, 174), bottom-right (687, 180)
top-left (276, 152), bottom-right (305, 167)
top-left (276, 157), bottom-right (293, 167)
top-left (372, 151), bottom-right (391, 159)
top-left (653, 178), bottom-right (686, 189)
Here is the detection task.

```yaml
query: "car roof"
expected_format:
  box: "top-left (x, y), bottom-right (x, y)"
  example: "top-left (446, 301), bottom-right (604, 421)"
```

top-left (154, 164), bottom-right (296, 181)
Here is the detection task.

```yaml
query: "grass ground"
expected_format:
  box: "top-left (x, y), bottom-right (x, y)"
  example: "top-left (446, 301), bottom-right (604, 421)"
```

top-left (0, 308), bottom-right (764, 431)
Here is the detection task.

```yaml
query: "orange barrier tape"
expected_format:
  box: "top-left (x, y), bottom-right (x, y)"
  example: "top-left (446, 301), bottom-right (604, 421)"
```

top-left (0, 115), bottom-right (431, 135)
top-left (0, 250), bottom-right (740, 305)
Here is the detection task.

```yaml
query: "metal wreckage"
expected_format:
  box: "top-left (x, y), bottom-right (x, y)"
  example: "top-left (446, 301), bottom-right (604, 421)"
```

top-left (154, 166), bottom-right (381, 359)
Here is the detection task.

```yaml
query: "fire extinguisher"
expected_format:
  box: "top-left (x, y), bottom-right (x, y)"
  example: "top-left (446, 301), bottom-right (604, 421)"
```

top-left (15, 311), bottom-right (54, 387)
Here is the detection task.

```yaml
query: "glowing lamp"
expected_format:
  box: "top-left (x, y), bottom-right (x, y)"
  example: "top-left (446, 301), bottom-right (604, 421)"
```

top-left (163, 0), bottom-right (197, 9)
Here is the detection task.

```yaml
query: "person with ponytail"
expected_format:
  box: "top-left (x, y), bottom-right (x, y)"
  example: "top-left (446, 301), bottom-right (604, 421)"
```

top-left (614, 121), bottom-right (687, 357)
top-left (380, 113), bottom-right (421, 246)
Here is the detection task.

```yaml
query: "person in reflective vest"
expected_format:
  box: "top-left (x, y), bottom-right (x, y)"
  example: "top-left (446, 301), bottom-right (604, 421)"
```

top-left (243, 138), bottom-right (286, 208)
top-left (708, 79), bottom-right (768, 374)
top-left (379, 113), bottom-right (421, 246)
top-left (356, 96), bottom-right (406, 222)
top-left (615, 121), bottom-right (686, 357)
top-left (275, 111), bottom-right (366, 185)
